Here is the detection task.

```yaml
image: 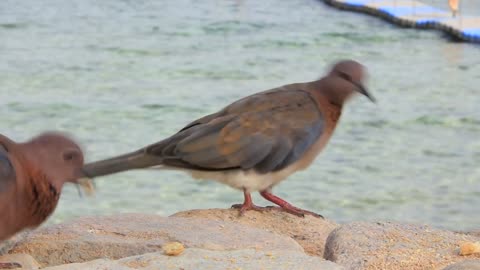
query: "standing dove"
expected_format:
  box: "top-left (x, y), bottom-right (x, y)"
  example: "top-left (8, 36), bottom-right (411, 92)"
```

top-left (81, 59), bottom-right (374, 218)
top-left (0, 132), bottom-right (91, 269)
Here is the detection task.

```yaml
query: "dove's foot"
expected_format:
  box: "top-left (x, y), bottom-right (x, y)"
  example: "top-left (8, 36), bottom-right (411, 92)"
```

top-left (231, 189), bottom-right (266, 216)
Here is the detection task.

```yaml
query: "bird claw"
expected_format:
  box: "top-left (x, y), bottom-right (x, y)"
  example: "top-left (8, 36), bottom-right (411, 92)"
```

top-left (0, 262), bottom-right (22, 269)
top-left (262, 205), bottom-right (323, 218)
top-left (231, 189), bottom-right (324, 218)
top-left (231, 203), bottom-right (265, 216)
top-left (280, 206), bottom-right (324, 219)
top-left (230, 204), bottom-right (323, 218)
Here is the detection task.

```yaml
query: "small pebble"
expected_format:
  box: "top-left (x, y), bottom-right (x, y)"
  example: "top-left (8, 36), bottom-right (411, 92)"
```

top-left (459, 242), bottom-right (480, 256)
top-left (162, 242), bottom-right (185, 256)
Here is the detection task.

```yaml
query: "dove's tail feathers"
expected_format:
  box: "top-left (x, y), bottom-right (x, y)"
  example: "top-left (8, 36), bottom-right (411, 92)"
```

top-left (82, 149), bottom-right (163, 178)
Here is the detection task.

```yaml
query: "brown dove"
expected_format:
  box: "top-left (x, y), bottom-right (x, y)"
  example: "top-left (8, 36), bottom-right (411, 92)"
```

top-left (81, 59), bottom-right (374, 218)
top-left (0, 132), bottom-right (91, 269)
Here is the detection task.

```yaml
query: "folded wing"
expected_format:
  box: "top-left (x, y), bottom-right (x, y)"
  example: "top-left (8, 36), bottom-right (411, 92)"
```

top-left (147, 88), bottom-right (324, 174)
top-left (0, 148), bottom-right (15, 193)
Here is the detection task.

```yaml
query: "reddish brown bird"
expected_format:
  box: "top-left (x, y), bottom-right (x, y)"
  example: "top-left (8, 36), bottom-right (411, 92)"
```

top-left (81, 59), bottom-right (374, 218)
top-left (0, 133), bottom-right (91, 269)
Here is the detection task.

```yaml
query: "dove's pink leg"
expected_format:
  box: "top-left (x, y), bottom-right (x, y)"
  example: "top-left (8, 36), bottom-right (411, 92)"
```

top-left (260, 191), bottom-right (323, 218)
top-left (231, 189), bottom-right (264, 215)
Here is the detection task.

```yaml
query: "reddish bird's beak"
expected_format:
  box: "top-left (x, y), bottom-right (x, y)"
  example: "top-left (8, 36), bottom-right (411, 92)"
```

top-left (76, 175), bottom-right (95, 196)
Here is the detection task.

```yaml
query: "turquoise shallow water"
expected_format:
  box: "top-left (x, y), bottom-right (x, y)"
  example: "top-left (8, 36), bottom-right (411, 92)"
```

top-left (1, 0), bottom-right (479, 230)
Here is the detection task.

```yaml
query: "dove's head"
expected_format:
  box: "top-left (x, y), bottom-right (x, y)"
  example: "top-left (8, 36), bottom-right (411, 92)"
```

top-left (321, 59), bottom-right (375, 106)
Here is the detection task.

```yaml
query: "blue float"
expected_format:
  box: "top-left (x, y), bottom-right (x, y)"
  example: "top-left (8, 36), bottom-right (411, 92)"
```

top-left (322, 0), bottom-right (480, 43)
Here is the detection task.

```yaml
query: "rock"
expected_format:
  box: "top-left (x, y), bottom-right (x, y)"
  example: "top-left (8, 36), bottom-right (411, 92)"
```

top-left (459, 242), bottom-right (480, 256)
top-left (162, 242), bottom-right (185, 256)
top-left (42, 259), bottom-right (130, 270)
top-left (442, 260), bottom-right (480, 270)
top-left (42, 249), bottom-right (345, 270)
top-left (172, 208), bottom-right (337, 257)
top-left (0, 254), bottom-right (41, 269)
top-left (9, 213), bottom-right (303, 267)
top-left (324, 222), bottom-right (480, 270)
top-left (0, 232), bottom-right (29, 255)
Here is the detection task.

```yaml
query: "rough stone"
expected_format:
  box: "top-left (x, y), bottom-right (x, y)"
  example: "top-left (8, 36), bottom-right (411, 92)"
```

top-left (442, 260), bottom-right (480, 270)
top-left (324, 222), bottom-right (480, 270)
top-left (172, 208), bottom-right (337, 257)
top-left (0, 232), bottom-right (29, 255)
top-left (10, 213), bottom-right (303, 267)
top-left (469, 231), bottom-right (480, 238)
top-left (42, 249), bottom-right (345, 270)
top-left (0, 253), bottom-right (41, 269)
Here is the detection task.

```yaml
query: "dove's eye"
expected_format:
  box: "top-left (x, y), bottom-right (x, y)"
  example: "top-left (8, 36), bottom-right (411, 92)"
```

top-left (63, 149), bottom-right (81, 162)
top-left (338, 71), bottom-right (352, 82)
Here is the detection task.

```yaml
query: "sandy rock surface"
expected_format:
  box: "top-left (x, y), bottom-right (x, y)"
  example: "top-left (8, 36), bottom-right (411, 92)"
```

top-left (469, 231), bottom-right (480, 238)
top-left (324, 222), bottom-right (480, 270)
top-left (172, 208), bottom-right (337, 257)
top-left (442, 260), bottom-right (480, 270)
top-left (0, 253), bottom-right (41, 269)
top-left (42, 249), bottom-right (345, 270)
top-left (9, 213), bottom-right (303, 267)
top-left (6, 211), bottom-right (478, 270)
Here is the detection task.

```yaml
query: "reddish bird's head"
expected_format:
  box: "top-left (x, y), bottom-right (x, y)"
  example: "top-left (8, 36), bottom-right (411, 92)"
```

top-left (0, 132), bottom-right (92, 192)
top-left (321, 59), bottom-right (375, 105)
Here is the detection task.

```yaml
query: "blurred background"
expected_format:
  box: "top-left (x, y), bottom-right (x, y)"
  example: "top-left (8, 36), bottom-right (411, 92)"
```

top-left (1, 0), bottom-right (479, 230)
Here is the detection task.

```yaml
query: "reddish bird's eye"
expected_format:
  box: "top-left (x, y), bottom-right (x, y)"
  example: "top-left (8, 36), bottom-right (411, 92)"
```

top-left (63, 150), bottom-right (79, 161)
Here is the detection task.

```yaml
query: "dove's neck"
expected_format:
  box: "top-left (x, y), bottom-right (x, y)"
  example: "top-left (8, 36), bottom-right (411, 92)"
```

top-left (307, 78), bottom-right (353, 108)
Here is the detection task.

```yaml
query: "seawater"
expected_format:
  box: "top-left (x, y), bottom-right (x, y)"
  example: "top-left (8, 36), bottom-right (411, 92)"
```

top-left (0, 0), bottom-right (479, 230)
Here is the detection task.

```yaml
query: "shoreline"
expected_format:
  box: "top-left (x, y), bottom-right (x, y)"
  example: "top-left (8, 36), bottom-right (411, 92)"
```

top-left (1, 208), bottom-right (479, 269)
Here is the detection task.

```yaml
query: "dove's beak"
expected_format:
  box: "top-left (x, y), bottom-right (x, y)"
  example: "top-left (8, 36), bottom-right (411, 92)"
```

top-left (77, 177), bottom-right (95, 196)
